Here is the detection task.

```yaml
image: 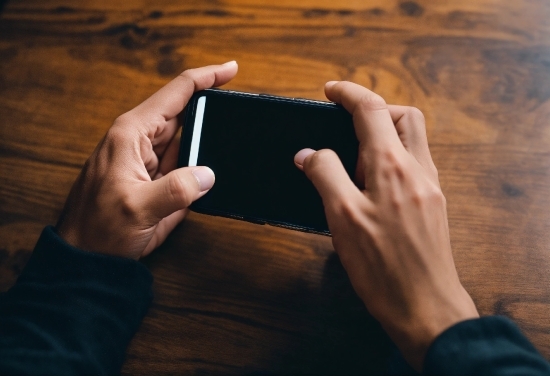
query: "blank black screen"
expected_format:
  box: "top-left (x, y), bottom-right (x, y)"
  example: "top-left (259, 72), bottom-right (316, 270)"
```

top-left (182, 90), bottom-right (358, 234)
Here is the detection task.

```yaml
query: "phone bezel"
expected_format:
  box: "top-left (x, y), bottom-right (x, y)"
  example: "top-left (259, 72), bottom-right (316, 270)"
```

top-left (178, 88), bottom-right (354, 236)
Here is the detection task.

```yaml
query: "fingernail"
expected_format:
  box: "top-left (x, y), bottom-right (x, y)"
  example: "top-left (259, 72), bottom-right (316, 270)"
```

top-left (223, 60), bottom-right (237, 67)
top-left (192, 167), bottom-right (215, 192)
top-left (325, 81), bottom-right (339, 89)
top-left (294, 148), bottom-right (316, 167)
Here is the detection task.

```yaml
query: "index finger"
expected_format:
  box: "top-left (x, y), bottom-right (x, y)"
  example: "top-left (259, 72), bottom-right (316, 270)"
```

top-left (387, 105), bottom-right (433, 166)
top-left (133, 61), bottom-right (238, 126)
top-left (324, 81), bottom-right (403, 150)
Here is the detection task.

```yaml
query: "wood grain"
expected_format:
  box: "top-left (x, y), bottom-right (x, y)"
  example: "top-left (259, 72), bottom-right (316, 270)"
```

top-left (1, 0), bottom-right (549, 373)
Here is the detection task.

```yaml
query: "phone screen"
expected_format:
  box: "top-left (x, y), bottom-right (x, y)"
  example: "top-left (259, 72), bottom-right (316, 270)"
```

top-left (179, 89), bottom-right (358, 234)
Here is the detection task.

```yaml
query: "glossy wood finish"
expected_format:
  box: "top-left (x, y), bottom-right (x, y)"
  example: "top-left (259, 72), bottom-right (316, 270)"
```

top-left (1, 0), bottom-right (549, 373)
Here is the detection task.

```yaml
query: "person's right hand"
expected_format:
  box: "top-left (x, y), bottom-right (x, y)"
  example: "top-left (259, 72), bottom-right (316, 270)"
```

top-left (294, 81), bottom-right (479, 371)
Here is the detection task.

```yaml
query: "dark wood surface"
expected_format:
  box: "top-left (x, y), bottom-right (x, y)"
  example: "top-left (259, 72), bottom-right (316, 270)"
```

top-left (1, 0), bottom-right (549, 373)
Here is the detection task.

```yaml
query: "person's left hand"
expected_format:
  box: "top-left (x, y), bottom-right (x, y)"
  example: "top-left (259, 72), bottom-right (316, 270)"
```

top-left (56, 62), bottom-right (239, 259)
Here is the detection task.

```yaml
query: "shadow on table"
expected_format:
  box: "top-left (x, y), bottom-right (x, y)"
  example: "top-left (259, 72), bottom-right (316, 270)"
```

top-left (268, 252), bottom-right (394, 375)
top-left (141, 226), bottom-right (397, 375)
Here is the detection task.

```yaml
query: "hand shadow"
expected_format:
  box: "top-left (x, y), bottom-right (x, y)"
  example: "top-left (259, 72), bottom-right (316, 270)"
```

top-left (267, 252), bottom-right (394, 375)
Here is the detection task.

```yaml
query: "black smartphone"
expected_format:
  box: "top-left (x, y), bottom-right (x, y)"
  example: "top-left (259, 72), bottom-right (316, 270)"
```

top-left (178, 88), bottom-right (358, 235)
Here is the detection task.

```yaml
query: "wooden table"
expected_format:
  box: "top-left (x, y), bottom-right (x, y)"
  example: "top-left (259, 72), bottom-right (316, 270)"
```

top-left (1, 0), bottom-right (549, 373)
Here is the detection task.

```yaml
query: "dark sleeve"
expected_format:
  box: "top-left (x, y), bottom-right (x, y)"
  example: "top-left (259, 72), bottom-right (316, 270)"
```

top-left (0, 226), bottom-right (153, 376)
top-left (423, 316), bottom-right (550, 375)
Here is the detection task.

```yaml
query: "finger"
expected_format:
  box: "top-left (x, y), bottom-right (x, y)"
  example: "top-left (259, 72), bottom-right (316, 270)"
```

top-left (324, 81), bottom-right (403, 150)
top-left (151, 117), bottom-right (178, 157)
top-left (142, 142), bottom-right (160, 179)
top-left (295, 148), bottom-right (366, 214)
top-left (142, 209), bottom-right (188, 257)
top-left (142, 166), bottom-right (215, 220)
top-left (132, 61), bottom-right (239, 131)
top-left (387, 105), bottom-right (431, 161)
top-left (294, 148), bottom-right (315, 171)
top-left (151, 109), bottom-right (184, 165)
top-left (387, 105), bottom-right (438, 181)
top-left (154, 128), bottom-right (181, 179)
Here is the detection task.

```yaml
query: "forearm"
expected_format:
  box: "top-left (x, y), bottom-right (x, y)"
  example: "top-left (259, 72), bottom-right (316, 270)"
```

top-left (0, 226), bottom-right (153, 375)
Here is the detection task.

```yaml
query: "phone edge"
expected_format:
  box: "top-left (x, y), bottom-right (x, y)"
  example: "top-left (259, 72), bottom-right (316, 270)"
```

top-left (178, 88), bottom-right (334, 237)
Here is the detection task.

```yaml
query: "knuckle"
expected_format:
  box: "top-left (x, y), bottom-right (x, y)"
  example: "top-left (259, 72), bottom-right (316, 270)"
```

top-left (305, 149), bottom-right (338, 174)
top-left (356, 93), bottom-right (387, 113)
top-left (105, 126), bottom-right (127, 143)
top-left (167, 173), bottom-right (195, 208)
top-left (410, 190), bottom-right (423, 206)
top-left (379, 149), bottom-right (406, 177)
top-left (430, 186), bottom-right (446, 205)
top-left (311, 149), bottom-right (337, 165)
top-left (171, 69), bottom-right (200, 96)
top-left (411, 184), bottom-right (446, 207)
top-left (178, 69), bottom-right (193, 80)
top-left (405, 106), bottom-right (426, 124)
top-left (113, 112), bottom-right (136, 128)
top-left (177, 70), bottom-right (196, 88)
top-left (389, 192), bottom-right (405, 211)
top-left (337, 198), bottom-right (362, 225)
top-left (430, 164), bottom-right (440, 180)
top-left (118, 189), bottom-right (141, 220)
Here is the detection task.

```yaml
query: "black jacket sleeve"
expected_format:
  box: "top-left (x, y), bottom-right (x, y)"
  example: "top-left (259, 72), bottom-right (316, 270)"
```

top-left (423, 316), bottom-right (550, 375)
top-left (3, 227), bottom-right (550, 376)
top-left (0, 226), bottom-right (153, 376)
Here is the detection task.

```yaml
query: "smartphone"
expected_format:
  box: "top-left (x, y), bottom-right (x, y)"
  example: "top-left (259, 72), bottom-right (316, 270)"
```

top-left (178, 88), bottom-right (358, 235)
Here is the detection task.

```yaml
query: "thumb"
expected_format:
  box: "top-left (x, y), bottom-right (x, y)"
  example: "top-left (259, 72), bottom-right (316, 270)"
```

top-left (143, 166), bottom-right (215, 220)
top-left (294, 148), bottom-right (361, 213)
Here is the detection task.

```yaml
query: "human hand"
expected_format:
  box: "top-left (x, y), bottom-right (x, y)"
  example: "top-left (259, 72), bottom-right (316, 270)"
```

top-left (294, 81), bottom-right (479, 370)
top-left (56, 62), bottom-right (238, 260)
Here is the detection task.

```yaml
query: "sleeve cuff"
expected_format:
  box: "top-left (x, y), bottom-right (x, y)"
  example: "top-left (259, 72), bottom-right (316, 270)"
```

top-left (1, 226), bottom-right (153, 375)
top-left (423, 316), bottom-right (550, 375)
top-left (18, 225), bottom-right (153, 292)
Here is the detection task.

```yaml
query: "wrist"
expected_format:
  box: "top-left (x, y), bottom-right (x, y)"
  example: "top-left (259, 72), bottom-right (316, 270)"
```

top-left (55, 215), bottom-right (90, 253)
top-left (384, 285), bottom-right (479, 371)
